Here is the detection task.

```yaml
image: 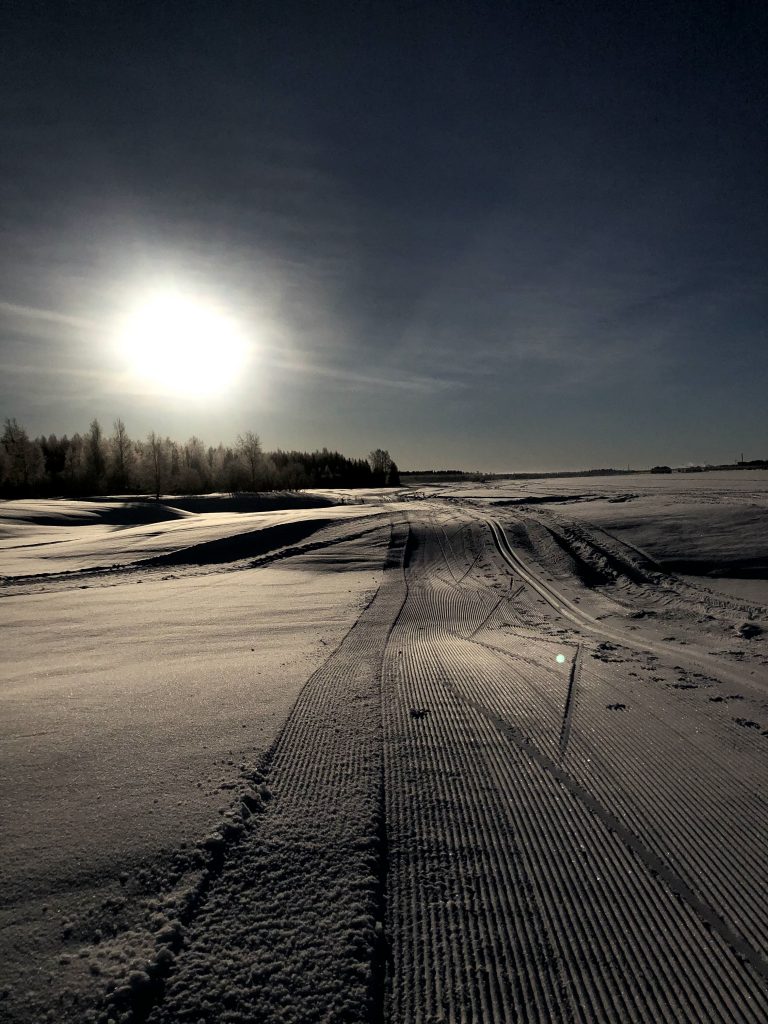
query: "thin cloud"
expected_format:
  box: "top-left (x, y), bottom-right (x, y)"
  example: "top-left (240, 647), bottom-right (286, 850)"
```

top-left (0, 300), bottom-right (97, 331)
top-left (265, 353), bottom-right (461, 394)
top-left (0, 361), bottom-right (107, 381)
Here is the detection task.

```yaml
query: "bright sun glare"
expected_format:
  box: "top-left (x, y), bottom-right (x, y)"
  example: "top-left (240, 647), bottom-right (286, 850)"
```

top-left (118, 293), bottom-right (249, 397)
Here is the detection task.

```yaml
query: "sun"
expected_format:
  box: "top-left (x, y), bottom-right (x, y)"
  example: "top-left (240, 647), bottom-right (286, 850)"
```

top-left (118, 292), bottom-right (249, 397)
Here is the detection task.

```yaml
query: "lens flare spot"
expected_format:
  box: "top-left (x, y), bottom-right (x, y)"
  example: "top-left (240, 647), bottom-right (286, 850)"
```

top-left (556, 653), bottom-right (566, 664)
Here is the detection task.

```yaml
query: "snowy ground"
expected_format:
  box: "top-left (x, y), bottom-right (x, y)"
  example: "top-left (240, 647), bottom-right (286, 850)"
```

top-left (0, 497), bottom-right (384, 576)
top-left (1, 480), bottom-right (766, 1023)
top-left (435, 470), bottom-right (768, 605)
top-left (1, 498), bottom-right (389, 1020)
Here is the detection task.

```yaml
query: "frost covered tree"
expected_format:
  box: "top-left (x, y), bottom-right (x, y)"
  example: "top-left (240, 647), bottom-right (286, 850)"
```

top-left (0, 418), bottom-right (397, 496)
top-left (178, 435), bottom-right (209, 493)
top-left (143, 431), bottom-right (170, 500)
top-left (236, 431), bottom-right (262, 491)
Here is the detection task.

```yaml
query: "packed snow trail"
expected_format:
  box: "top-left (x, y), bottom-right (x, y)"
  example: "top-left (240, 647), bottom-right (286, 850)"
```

top-left (382, 506), bottom-right (768, 1023)
top-left (144, 505), bottom-right (768, 1023)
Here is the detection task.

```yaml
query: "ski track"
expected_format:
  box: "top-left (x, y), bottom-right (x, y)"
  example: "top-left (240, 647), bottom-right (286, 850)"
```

top-left (382, 507), bottom-right (768, 1023)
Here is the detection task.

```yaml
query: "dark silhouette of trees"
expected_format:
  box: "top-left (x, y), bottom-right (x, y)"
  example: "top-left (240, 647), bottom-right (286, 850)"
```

top-left (369, 449), bottom-right (403, 486)
top-left (39, 433), bottom-right (68, 482)
top-left (1, 418), bottom-right (44, 492)
top-left (85, 419), bottom-right (106, 490)
top-left (0, 418), bottom-right (395, 499)
top-left (368, 448), bottom-right (392, 485)
top-left (63, 432), bottom-right (84, 490)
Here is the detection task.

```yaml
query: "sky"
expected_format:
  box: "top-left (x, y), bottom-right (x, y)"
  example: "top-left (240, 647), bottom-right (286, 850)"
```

top-left (1, 0), bottom-right (766, 471)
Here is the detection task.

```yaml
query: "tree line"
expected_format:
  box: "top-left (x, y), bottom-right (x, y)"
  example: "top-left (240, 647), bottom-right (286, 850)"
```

top-left (0, 418), bottom-right (400, 499)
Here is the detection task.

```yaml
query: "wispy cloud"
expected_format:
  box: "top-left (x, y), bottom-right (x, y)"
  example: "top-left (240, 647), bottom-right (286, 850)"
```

top-left (264, 353), bottom-right (461, 394)
top-left (0, 300), bottom-right (97, 331)
top-left (0, 361), bottom-right (107, 381)
top-left (390, 257), bottom-right (701, 393)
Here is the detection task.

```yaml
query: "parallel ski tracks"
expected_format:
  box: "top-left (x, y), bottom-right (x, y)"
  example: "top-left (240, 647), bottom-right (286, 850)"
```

top-left (482, 512), bottom-right (768, 958)
top-left (381, 508), bottom-right (768, 1023)
top-left (485, 513), bottom-right (762, 694)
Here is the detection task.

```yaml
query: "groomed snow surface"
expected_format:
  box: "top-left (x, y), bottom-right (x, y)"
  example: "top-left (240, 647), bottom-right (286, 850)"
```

top-left (1, 476), bottom-right (767, 1023)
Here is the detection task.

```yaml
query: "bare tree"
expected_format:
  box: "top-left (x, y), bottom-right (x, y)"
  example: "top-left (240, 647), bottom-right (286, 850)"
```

top-left (368, 448), bottom-right (392, 484)
top-left (237, 431), bottom-right (263, 491)
top-left (110, 418), bottom-right (132, 490)
top-left (145, 431), bottom-right (168, 500)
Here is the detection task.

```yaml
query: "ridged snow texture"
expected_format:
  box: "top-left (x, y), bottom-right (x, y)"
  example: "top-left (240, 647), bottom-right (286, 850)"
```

top-left (382, 511), bottom-right (768, 1024)
top-left (149, 521), bottom-right (411, 1024)
top-left (145, 508), bottom-right (766, 1024)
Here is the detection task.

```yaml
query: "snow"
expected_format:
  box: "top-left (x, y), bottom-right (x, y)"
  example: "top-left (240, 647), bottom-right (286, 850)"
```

top-left (1, 480), bottom-right (767, 1022)
top-left (0, 498), bottom-right (384, 577)
top-left (0, 502), bottom-right (389, 1018)
top-left (435, 471), bottom-right (768, 605)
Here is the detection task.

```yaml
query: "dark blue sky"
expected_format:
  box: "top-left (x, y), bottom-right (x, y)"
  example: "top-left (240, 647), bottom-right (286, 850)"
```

top-left (1, 0), bottom-right (766, 469)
